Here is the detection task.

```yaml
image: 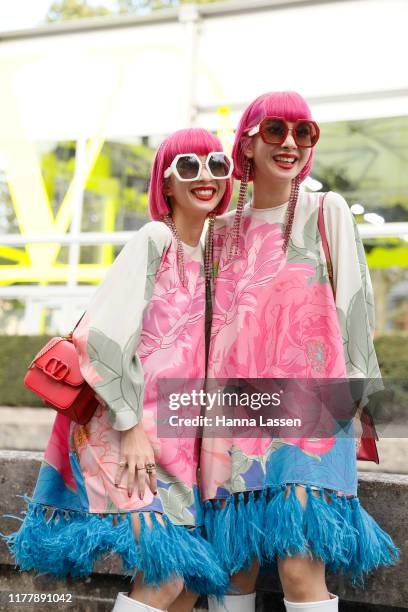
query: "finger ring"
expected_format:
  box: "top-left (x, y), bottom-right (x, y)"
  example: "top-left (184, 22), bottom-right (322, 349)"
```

top-left (145, 462), bottom-right (156, 468)
top-left (136, 466), bottom-right (146, 471)
top-left (118, 461), bottom-right (127, 467)
top-left (146, 468), bottom-right (154, 474)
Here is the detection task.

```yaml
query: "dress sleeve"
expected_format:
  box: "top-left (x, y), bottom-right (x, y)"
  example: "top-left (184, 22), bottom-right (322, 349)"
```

top-left (322, 191), bottom-right (381, 381)
top-left (72, 221), bottom-right (172, 431)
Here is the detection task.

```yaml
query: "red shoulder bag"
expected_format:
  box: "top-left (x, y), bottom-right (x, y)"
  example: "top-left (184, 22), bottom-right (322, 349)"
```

top-left (23, 314), bottom-right (99, 425)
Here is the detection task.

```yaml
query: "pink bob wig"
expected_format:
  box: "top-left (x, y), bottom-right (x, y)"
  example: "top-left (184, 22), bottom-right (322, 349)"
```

top-left (232, 91), bottom-right (316, 183)
top-left (149, 128), bottom-right (233, 221)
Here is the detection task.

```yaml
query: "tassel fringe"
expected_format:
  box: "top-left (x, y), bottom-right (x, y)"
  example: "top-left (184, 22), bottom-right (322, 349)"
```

top-left (0, 497), bottom-right (228, 598)
top-left (205, 492), bottom-right (265, 575)
top-left (204, 484), bottom-right (400, 587)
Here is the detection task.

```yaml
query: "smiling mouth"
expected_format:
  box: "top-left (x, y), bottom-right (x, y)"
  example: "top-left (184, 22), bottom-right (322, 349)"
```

top-left (191, 187), bottom-right (217, 201)
top-left (272, 155), bottom-right (298, 166)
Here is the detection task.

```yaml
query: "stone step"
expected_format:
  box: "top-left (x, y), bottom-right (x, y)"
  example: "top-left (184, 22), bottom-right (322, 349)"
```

top-left (0, 451), bottom-right (406, 610)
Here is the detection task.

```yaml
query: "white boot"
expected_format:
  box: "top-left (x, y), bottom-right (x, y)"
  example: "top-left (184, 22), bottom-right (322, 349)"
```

top-left (208, 592), bottom-right (256, 612)
top-left (112, 592), bottom-right (167, 612)
top-left (284, 592), bottom-right (339, 612)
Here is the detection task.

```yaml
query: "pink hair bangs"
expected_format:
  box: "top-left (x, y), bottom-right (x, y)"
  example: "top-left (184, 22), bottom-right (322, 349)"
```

top-left (232, 91), bottom-right (316, 183)
top-left (148, 128), bottom-right (233, 220)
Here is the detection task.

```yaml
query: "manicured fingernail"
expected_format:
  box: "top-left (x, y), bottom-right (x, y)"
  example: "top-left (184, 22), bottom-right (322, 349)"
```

top-left (154, 491), bottom-right (158, 496)
top-left (128, 490), bottom-right (132, 498)
top-left (139, 493), bottom-right (143, 500)
top-left (114, 483), bottom-right (118, 488)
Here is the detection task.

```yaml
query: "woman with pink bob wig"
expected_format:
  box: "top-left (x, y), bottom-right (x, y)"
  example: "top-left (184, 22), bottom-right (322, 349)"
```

top-left (2, 128), bottom-right (232, 612)
top-left (200, 92), bottom-right (400, 612)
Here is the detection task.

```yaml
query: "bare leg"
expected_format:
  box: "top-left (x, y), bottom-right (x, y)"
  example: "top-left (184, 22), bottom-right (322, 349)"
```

top-left (108, 511), bottom-right (184, 610)
top-left (168, 587), bottom-right (199, 612)
top-left (128, 571), bottom-right (183, 610)
top-left (229, 557), bottom-right (259, 595)
top-left (277, 485), bottom-right (331, 602)
top-left (129, 512), bottom-right (184, 608)
top-left (214, 497), bottom-right (260, 595)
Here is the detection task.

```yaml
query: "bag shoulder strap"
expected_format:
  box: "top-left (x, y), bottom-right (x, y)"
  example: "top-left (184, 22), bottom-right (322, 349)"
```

top-left (28, 312), bottom-right (86, 367)
top-left (317, 192), bottom-right (336, 299)
top-left (67, 311), bottom-right (86, 338)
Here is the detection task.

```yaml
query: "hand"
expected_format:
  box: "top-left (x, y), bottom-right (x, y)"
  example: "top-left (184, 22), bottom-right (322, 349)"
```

top-left (114, 423), bottom-right (157, 500)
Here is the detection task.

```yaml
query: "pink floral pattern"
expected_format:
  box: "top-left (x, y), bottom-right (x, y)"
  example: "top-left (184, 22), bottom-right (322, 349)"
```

top-left (210, 216), bottom-right (345, 379)
top-left (39, 232), bottom-right (206, 525)
top-left (201, 208), bottom-right (352, 500)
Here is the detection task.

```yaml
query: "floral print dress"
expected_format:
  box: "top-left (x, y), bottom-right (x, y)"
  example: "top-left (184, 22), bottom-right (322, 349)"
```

top-left (201, 191), bottom-right (400, 586)
top-left (2, 221), bottom-right (228, 596)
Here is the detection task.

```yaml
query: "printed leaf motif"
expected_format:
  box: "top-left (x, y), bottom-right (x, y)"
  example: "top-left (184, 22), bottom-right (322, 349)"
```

top-left (352, 217), bottom-right (366, 268)
top-left (145, 237), bottom-right (163, 301)
top-left (301, 210), bottom-right (319, 253)
top-left (307, 261), bottom-right (328, 288)
top-left (337, 288), bottom-right (380, 379)
top-left (223, 472), bottom-right (246, 493)
top-left (121, 332), bottom-right (145, 415)
top-left (106, 494), bottom-right (120, 513)
top-left (353, 222), bottom-right (376, 331)
top-left (263, 439), bottom-right (286, 467)
top-left (88, 329), bottom-right (123, 374)
top-left (87, 328), bottom-right (144, 427)
top-left (231, 473), bottom-right (246, 491)
top-left (230, 445), bottom-right (253, 475)
top-left (351, 218), bottom-right (375, 327)
top-left (155, 466), bottom-right (183, 485)
top-left (346, 288), bottom-right (377, 377)
top-left (217, 446), bottom-right (253, 493)
top-left (336, 307), bottom-right (351, 370)
top-left (286, 211), bottom-right (319, 267)
top-left (286, 240), bottom-right (314, 266)
top-left (223, 445), bottom-right (253, 492)
top-left (159, 484), bottom-right (195, 525)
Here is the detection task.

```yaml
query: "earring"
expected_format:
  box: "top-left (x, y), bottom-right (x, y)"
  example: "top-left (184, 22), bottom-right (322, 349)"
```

top-left (228, 157), bottom-right (252, 260)
top-left (282, 175), bottom-right (300, 253)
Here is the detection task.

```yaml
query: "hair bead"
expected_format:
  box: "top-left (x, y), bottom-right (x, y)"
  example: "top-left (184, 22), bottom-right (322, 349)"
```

top-left (228, 157), bottom-right (252, 260)
top-left (282, 176), bottom-right (300, 253)
top-left (162, 214), bottom-right (186, 287)
top-left (163, 211), bottom-right (217, 290)
top-left (205, 212), bottom-right (216, 289)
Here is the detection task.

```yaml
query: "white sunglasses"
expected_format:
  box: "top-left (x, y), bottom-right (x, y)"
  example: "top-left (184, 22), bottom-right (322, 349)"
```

top-left (163, 152), bottom-right (233, 182)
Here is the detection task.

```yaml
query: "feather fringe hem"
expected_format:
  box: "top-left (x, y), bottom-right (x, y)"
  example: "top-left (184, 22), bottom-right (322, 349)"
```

top-left (204, 484), bottom-right (400, 588)
top-left (0, 495), bottom-right (229, 598)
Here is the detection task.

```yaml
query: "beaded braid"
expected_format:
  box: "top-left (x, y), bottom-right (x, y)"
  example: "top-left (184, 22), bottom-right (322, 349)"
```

top-left (162, 214), bottom-right (186, 287)
top-left (204, 212), bottom-right (216, 373)
top-left (163, 212), bottom-right (217, 289)
top-left (281, 176), bottom-right (300, 253)
top-left (204, 212), bottom-right (216, 289)
top-left (227, 157), bottom-right (252, 260)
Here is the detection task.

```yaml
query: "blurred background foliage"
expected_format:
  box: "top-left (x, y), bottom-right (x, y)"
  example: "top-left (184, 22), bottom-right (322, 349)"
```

top-left (46, 0), bottom-right (226, 22)
top-left (0, 333), bottom-right (406, 406)
top-left (2, 114), bottom-right (408, 331)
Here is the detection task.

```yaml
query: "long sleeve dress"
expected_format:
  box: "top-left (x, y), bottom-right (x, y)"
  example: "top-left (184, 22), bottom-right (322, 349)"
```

top-left (2, 221), bottom-right (228, 597)
top-left (200, 191), bottom-right (400, 587)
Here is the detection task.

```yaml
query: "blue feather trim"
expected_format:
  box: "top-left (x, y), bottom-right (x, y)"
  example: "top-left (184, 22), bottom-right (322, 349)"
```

top-left (0, 498), bottom-right (229, 597)
top-left (203, 484), bottom-right (400, 587)
top-left (204, 491), bottom-right (266, 575)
